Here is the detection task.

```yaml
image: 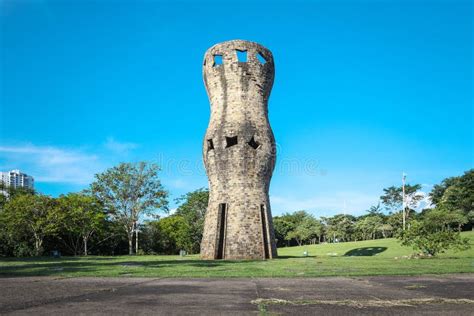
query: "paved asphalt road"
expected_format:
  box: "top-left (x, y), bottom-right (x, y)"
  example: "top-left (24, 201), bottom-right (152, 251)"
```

top-left (1, 275), bottom-right (473, 315)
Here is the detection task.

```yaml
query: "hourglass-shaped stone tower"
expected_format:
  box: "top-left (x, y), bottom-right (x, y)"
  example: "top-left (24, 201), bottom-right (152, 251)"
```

top-left (200, 40), bottom-right (277, 260)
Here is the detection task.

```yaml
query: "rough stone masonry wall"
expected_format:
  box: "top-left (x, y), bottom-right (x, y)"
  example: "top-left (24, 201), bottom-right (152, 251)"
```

top-left (200, 40), bottom-right (278, 260)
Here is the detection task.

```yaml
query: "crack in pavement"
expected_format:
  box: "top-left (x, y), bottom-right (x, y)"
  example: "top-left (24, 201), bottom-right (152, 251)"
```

top-left (2, 276), bottom-right (473, 315)
top-left (1, 278), bottom-right (163, 314)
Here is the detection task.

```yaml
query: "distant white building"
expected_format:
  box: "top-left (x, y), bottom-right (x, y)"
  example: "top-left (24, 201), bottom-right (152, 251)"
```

top-left (0, 170), bottom-right (34, 189)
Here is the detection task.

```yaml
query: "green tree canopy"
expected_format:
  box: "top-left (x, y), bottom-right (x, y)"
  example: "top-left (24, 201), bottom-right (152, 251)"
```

top-left (286, 214), bottom-right (320, 246)
top-left (56, 193), bottom-right (106, 256)
top-left (429, 169), bottom-right (473, 230)
top-left (153, 216), bottom-right (190, 254)
top-left (3, 194), bottom-right (59, 256)
top-left (174, 188), bottom-right (209, 254)
top-left (90, 162), bottom-right (168, 255)
top-left (0, 182), bottom-right (35, 211)
top-left (355, 215), bottom-right (383, 240)
top-left (323, 214), bottom-right (356, 243)
top-left (273, 216), bottom-right (295, 247)
top-left (380, 184), bottom-right (423, 212)
top-left (397, 209), bottom-right (470, 256)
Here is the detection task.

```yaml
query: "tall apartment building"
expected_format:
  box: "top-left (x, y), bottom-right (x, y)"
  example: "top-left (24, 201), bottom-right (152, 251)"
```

top-left (0, 170), bottom-right (34, 189)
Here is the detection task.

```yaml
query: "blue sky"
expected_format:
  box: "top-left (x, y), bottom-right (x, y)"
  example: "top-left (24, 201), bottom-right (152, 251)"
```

top-left (0, 0), bottom-right (472, 217)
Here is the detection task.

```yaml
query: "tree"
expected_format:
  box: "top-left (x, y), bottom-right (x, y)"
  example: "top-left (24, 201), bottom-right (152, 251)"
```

top-left (380, 184), bottom-right (423, 212)
top-left (286, 215), bottom-right (319, 246)
top-left (278, 211), bottom-right (314, 246)
top-left (381, 184), bottom-right (423, 230)
top-left (0, 182), bottom-right (35, 211)
top-left (424, 208), bottom-right (467, 232)
top-left (313, 219), bottom-right (326, 243)
top-left (355, 215), bottom-right (383, 240)
top-left (397, 216), bottom-right (470, 256)
top-left (273, 216), bottom-right (294, 247)
top-left (429, 169), bottom-right (473, 207)
top-left (3, 194), bottom-right (59, 256)
top-left (429, 170), bottom-right (474, 230)
top-left (366, 204), bottom-right (383, 217)
top-left (90, 162), bottom-right (168, 255)
top-left (378, 224), bottom-right (394, 238)
top-left (274, 211), bottom-right (326, 246)
top-left (468, 211), bottom-right (474, 224)
top-left (0, 184), bottom-right (37, 257)
top-left (174, 188), bottom-right (209, 254)
top-left (91, 219), bottom-right (129, 255)
top-left (324, 214), bottom-right (356, 242)
top-left (429, 176), bottom-right (460, 205)
top-left (152, 216), bottom-right (190, 254)
top-left (56, 193), bottom-right (106, 256)
top-left (386, 211), bottom-right (403, 232)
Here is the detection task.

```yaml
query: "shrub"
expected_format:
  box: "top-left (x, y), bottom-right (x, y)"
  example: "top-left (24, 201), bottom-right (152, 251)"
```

top-left (397, 220), bottom-right (470, 256)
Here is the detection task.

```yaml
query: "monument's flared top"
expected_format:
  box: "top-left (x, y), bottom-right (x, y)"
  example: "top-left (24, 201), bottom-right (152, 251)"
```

top-left (202, 40), bottom-right (275, 104)
top-left (203, 39), bottom-right (274, 67)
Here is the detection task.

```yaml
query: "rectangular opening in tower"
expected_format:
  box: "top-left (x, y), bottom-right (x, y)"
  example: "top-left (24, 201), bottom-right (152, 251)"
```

top-left (260, 204), bottom-right (270, 259)
top-left (216, 203), bottom-right (227, 259)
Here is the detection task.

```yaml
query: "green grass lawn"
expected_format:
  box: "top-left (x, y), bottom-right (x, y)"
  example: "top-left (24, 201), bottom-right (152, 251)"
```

top-left (1, 232), bottom-right (473, 278)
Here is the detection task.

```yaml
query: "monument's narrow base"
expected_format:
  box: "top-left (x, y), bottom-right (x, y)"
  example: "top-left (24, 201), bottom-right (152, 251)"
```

top-left (201, 201), bottom-right (277, 260)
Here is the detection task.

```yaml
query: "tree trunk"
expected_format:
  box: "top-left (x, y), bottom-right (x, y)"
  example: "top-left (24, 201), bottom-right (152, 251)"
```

top-left (83, 236), bottom-right (88, 256)
top-left (135, 229), bottom-right (139, 254)
top-left (33, 232), bottom-right (43, 256)
top-left (128, 232), bottom-right (133, 255)
top-left (35, 238), bottom-right (43, 256)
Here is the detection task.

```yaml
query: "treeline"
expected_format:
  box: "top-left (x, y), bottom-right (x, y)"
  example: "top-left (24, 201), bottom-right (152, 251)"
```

top-left (0, 162), bottom-right (207, 257)
top-left (0, 162), bottom-right (170, 257)
top-left (0, 164), bottom-right (472, 257)
top-left (274, 209), bottom-right (397, 247)
top-left (0, 187), bottom-right (206, 257)
top-left (0, 190), bottom-right (127, 257)
top-left (275, 170), bottom-right (473, 248)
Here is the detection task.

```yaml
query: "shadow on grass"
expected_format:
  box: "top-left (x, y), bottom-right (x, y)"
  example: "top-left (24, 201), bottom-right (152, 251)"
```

top-left (344, 247), bottom-right (387, 256)
top-left (276, 255), bottom-right (316, 259)
top-left (0, 256), bottom-right (295, 277)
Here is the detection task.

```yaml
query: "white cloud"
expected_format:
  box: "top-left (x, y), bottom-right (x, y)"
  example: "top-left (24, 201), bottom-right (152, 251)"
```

top-left (0, 139), bottom-right (139, 186)
top-left (104, 137), bottom-right (138, 155)
top-left (168, 208), bottom-right (177, 215)
top-left (415, 191), bottom-right (434, 210)
top-left (0, 144), bottom-right (102, 185)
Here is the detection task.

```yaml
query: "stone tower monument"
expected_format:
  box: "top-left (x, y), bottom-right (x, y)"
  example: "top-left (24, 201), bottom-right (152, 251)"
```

top-left (200, 40), bottom-right (277, 260)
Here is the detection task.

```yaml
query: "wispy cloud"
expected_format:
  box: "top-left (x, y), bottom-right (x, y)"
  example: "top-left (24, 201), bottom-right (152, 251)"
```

top-left (0, 139), bottom-right (139, 186)
top-left (415, 190), bottom-right (434, 210)
top-left (0, 144), bottom-right (102, 185)
top-left (104, 137), bottom-right (138, 155)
